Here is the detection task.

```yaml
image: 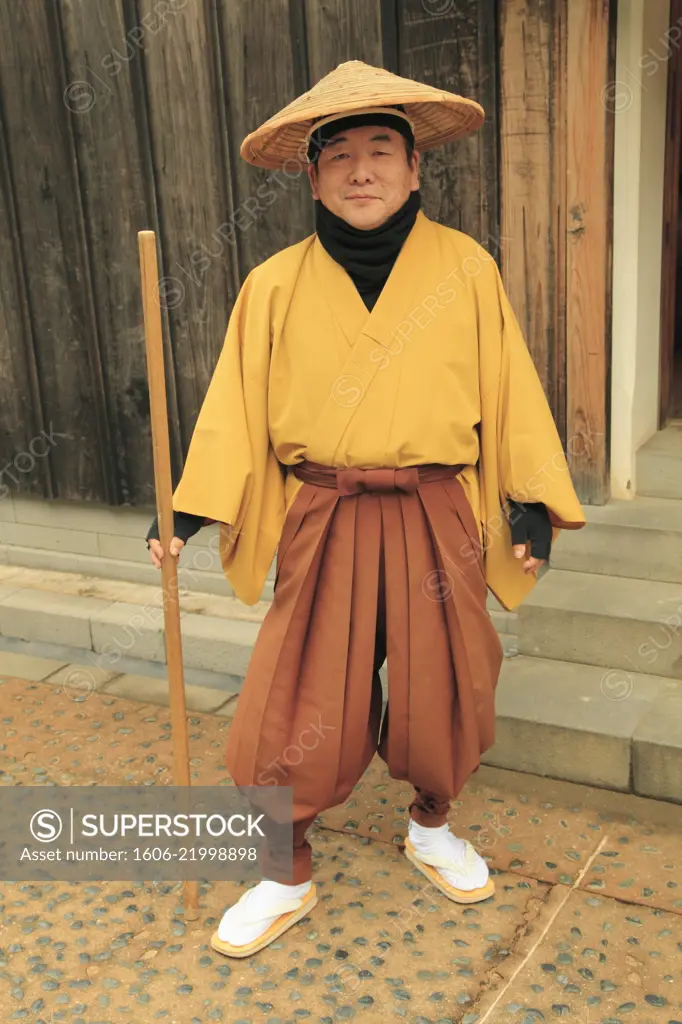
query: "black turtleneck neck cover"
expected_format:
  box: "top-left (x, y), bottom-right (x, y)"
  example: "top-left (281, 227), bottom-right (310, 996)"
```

top-left (314, 189), bottom-right (422, 311)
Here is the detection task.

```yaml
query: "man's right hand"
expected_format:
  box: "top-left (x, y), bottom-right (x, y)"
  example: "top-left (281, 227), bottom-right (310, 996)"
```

top-left (147, 537), bottom-right (186, 569)
top-left (146, 509), bottom-right (208, 568)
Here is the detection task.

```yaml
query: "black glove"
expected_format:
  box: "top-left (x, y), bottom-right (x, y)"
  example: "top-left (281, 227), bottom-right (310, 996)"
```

top-left (506, 499), bottom-right (553, 561)
top-left (146, 510), bottom-right (207, 549)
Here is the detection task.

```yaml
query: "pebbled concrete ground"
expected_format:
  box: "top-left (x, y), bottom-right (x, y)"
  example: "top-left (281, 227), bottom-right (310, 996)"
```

top-left (0, 674), bottom-right (681, 1024)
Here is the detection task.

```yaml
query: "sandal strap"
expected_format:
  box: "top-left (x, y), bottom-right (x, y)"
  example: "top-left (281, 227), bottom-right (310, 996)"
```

top-left (229, 887), bottom-right (307, 926)
top-left (410, 838), bottom-right (480, 876)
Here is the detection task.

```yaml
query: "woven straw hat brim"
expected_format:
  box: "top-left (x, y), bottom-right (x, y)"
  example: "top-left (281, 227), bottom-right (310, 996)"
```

top-left (240, 60), bottom-right (485, 170)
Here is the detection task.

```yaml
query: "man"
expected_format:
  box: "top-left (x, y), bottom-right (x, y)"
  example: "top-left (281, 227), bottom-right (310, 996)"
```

top-left (147, 60), bottom-right (586, 957)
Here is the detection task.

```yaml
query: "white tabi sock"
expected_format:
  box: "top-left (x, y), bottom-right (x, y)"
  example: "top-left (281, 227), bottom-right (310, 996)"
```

top-left (408, 819), bottom-right (489, 891)
top-left (217, 879), bottom-right (312, 947)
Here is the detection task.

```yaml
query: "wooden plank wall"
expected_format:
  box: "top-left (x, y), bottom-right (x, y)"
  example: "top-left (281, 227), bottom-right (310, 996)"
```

top-left (499, 0), bottom-right (615, 503)
top-left (499, 0), bottom-right (567, 433)
top-left (396, 0), bottom-right (498, 243)
top-left (0, 0), bottom-right (498, 509)
top-left (0, 0), bottom-right (615, 508)
top-left (0, 1), bottom-right (113, 503)
top-left (59, 0), bottom-right (164, 502)
top-left (565, 0), bottom-right (616, 503)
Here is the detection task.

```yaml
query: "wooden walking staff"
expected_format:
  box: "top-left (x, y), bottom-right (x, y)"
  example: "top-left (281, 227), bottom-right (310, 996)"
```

top-left (138, 230), bottom-right (199, 921)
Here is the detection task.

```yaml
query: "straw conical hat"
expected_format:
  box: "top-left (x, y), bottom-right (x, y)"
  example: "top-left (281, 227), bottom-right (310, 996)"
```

top-left (240, 59), bottom-right (485, 170)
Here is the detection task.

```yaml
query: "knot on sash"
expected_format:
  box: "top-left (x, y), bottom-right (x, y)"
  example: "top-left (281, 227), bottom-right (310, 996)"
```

top-left (336, 467), bottom-right (420, 496)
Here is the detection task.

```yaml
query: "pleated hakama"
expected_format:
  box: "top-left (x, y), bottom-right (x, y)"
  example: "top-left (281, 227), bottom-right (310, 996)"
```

top-left (224, 460), bottom-right (504, 881)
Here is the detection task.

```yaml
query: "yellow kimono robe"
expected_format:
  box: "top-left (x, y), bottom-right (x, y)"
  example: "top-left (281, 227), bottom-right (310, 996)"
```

top-left (172, 208), bottom-right (586, 610)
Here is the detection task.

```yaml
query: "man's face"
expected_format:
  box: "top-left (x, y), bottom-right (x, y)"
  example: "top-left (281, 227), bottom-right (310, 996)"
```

top-left (307, 123), bottom-right (420, 230)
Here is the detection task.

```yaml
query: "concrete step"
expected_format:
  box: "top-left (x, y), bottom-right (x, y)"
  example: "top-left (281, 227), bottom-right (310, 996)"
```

top-left (0, 565), bottom-right (519, 684)
top-left (483, 654), bottom-right (681, 800)
top-left (0, 492), bottom-right (539, 615)
top-left (2, 638), bottom-right (679, 803)
top-left (9, 563), bottom-right (681, 803)
top-left (550, 494), bottom-right (682, 583)
top-left (0, 537), bottom-right (275, 601)
top-left (498, 632), bottom-right (518, 657)
top-left (518, 568), bottom-right (682, 680)
top-left (636, 423), bottom-right (682, 498)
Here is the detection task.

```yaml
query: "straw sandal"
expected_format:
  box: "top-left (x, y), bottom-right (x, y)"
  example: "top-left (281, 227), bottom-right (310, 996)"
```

top-left (404, 837), bottom-right (495, 904)
top-left (210, 884), bottom-right (318, 958)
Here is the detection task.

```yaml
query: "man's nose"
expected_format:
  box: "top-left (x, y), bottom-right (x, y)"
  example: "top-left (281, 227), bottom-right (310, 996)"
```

top-left (349, 160), bottom-right (374, 181)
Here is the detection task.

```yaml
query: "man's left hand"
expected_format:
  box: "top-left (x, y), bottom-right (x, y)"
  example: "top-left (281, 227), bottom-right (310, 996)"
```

top-left (512, 546), bottom-right (546, 575)
top-left (506, 499), bottom-right (552, 576)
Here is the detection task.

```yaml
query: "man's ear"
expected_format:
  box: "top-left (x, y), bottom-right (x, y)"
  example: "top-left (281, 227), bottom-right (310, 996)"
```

top-left (307, 162), bottom-right (320, 199)
top-left (410, 149), bottom-right (420, 185)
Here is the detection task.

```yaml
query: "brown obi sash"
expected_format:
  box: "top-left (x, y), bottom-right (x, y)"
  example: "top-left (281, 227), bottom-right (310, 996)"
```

top-left (292, 459), bottom-right (465, 496)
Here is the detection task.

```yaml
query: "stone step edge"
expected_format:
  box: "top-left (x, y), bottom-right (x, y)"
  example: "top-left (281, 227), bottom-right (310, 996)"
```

top-left (0, 561), bottom-right (521, 634)
top-left (22, 651), bottom-right (681, 803)
top-left (484, 654), bottom-right (682, 803)
top-left (0, 555), bottom-right (518, 622)
top-left (0, 602), bottom-right (519, 680)
top-left (0, 561), bottom-right (270, 623)
top-left (0, 584), bottom-right (518, 679)
top-left (519, 566), bottom-right (682, 614)
top-left (576, 493), bottom-right (682, 528)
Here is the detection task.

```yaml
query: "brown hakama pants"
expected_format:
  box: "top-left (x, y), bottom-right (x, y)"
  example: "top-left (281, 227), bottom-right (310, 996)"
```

top-left (225, 460), bottom-right (504, 882)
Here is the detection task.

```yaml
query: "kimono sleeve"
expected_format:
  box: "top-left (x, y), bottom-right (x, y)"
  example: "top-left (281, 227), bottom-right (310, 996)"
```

top-left (488, 259), bottom-right (586, 533)
top-left (171, 267), bottom-right (283, 566)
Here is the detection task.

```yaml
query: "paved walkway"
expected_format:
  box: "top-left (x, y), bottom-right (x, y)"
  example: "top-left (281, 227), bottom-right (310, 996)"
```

top-left (0, 660), bottom-right (681, 1024)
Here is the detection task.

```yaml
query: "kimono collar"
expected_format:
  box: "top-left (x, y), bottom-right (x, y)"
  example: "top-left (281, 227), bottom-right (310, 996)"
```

top-left (314, 189), bottom-right (422, 311)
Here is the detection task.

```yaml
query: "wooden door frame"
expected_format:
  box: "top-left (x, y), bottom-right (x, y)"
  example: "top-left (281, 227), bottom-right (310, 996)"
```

top-left (564, 0), bottom-right (618, 505)
top-left (498, 0), bottom-right (617, 505)
top-left (659, 0), bottom-right (682, 428)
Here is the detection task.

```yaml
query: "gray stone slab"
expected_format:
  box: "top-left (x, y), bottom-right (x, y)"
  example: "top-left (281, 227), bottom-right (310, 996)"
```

top-left (519, 569), bottom-right (682, 679)
top-left (636, 424), bottom-right (682, 499)
top-left (521, 566), bottom-right (682, 619)
top-left (214, 694), bottom-right (239, 718)
top-left (42, 662), bottom-right (121, 693)
top-left (632, 681), bottom-right (682, 802)
top-left (0, 521), bottom-right (100, 556)
top-left (0, 650), bottom-right (69, 682)
top-left (550, 495), bottom-right (682, 583)
top-left (101, 673), bottom-right (233, 713)
top-left (0, 544), bottom-right (266, 601)
top-left (90, 600), bottom-right (167, 666)
top-left (0, 632), bottom-right (243, 695)
top-left (12, 494), bottom-right (156, 538)
top-left (0, 569), bottom-right (22, 586)
top-left (179, 614), bottom-right (261, 676)
top-left (497, 632), bottom-right (518, 657)
top-left (483, 655), bottom-right (669, 790)
top-left (582, 493), bottom-right (682, 530)
top-left (484, 719), bottom-right (633, 791)
top-left (0, 589), bottom-right (112, 649)
top-left (488, 608), bottom-right (518, 635)
top-left (0, 497), bottom-right (16, 523)
top-left (98, 530), bottom-right (226, 572)
top-left (637, 422), bottom-right (682, 458)
top-left (0, 580), bottom-right (26, 603)
top-left (180, 666), bottom-right (242, 694)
